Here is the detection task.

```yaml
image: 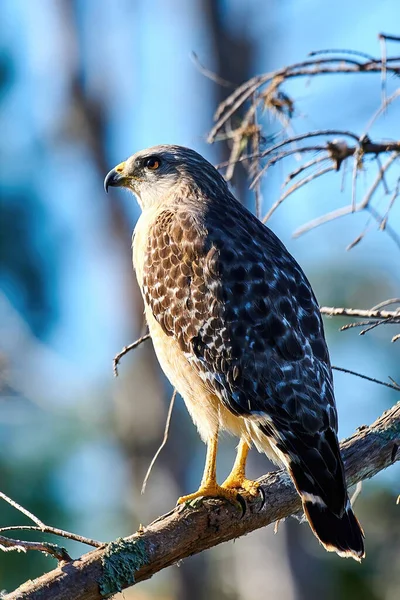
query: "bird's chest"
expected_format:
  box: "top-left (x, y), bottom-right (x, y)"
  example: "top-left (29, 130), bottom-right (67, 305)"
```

top-left (132, 210), bottom-right (155, 288)
top-left (131, 210), bottom-right (241, 441)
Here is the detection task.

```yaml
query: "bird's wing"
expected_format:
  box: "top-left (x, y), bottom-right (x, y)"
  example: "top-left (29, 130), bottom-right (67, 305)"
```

top-left (143, 200), bottom-right (345, 513)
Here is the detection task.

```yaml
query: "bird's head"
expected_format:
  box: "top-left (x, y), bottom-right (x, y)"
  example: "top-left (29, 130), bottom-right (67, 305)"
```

top-left (104, 144), bottom-right (228, 209)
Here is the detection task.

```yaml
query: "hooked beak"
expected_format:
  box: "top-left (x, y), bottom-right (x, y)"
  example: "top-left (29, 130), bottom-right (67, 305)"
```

top-left (104, 162), bottom-right (127, 193)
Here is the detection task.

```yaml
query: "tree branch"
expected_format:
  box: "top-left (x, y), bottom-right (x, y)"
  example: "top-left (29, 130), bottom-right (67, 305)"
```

top-left (0, 536), bottom-right (72, 563)
top-left (207, 40), bottom-right (400, 246)
top-left (5, 401), bottom-right (399, 600)
top-left (320, 306), bottom-right (400, 320)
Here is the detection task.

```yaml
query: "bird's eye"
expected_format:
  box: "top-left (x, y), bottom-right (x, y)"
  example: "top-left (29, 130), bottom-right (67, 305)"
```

top-left (144, 156), bottom-right (161, 170)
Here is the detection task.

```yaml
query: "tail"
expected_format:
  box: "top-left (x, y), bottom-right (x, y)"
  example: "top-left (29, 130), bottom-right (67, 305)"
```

top-left (303, 496), bottom-right (365, 561)
top-left (285, 427), bottom-right (365, 561)
top-left (260, 421), bottom-right (365, 561)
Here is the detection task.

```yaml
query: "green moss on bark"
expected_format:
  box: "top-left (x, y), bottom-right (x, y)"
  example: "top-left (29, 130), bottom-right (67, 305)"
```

top-left (99, 537), bottom-right (148, 597)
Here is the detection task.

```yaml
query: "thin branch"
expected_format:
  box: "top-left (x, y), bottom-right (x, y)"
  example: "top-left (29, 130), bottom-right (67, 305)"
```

top-left (141, 390), bottom-right (177, 494)
top-left (1, 487), bottom-right (105, 556)
top-left (0, 526), bottom-right (104, 549)
top-left (359, 316), bottom-right (399, 335)
top-left (351, 144), bottom-right (361, 212)
top-left (380, 176), bottom-right (400, 230)
top-left (113, 333), bottom-right (151, 376)
top-left (320, 306), bottom-right (400, 319)
top-left (364, 89), bottom-right (400, 134)
top-left (5, 401), bottom-right (400, 600)
top-left (291, 151), bottom-right (399, 239)
top-left (366, 203), bottom-right (400, 249)
top-left (321, 305), bottom-right (400, 340)
top-left (190, 52), bottom-right (233, 87)
top-left (332, 366), bottom-right (400, 392)
top-left (350, 481), bottom-right (363, 506)
top-left (339, 318), bottom-right (398, 332)
top-left (379, 34), bottom-right (388, 108)
top-left (379, 33), bottom-right (400, 43)
top-left (206, 44), bottom-right (400, 245)
top-left (0, 492), bottom-right (45, 528)
top-left (219, 137), bottom-right (400, 175)
top-left (209, 59), bottom-right (400, 143)
top-left (262, 165), bottom-right (336, 223)
top-left (370, 298), bottom-right (400, 310)
top-left (284, 154), bottom-right (329, 184)
top-left (0, 535), bottom-right (72, 563)
top-left (308, 48), bottom-right (376, 61)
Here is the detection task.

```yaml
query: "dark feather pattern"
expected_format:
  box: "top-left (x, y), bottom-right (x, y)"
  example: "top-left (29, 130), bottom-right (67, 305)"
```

top-left (139, 148), bottom-right (364, 559)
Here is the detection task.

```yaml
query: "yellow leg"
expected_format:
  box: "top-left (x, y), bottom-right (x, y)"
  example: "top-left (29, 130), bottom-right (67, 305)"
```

top-left (221, 438), bottom-right (259, 496)
top-left (177, 433), bottom-right (239, 504)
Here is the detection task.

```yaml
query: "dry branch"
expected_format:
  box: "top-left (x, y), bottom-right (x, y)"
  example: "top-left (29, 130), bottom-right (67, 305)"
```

top-left (113, 333), bottom-right (151, 376)
top-left (5, 401), bottom-right (400, 600)
top-left (320, 306), bottom-right (400, 320)
top-left (0, 492), bottom-right (104, 559)
top-left (0, 536), bottom-right (72, 563)
top-left (320, 305), bottom-right (400, 342)
top-left (208, 41), bottom-right (400, 246)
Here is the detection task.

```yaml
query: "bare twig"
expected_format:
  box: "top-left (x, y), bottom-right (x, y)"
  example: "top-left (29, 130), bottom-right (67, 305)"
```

top-left (0, 535), bottom-right (72, 563)
top-left (262, 165), bottom-right (336, 223)
top-left (288, 151), bottom-right (399, 240)
top-left (379, 33), bottom-right (400, 43)
top-left (320, 306), bottom-right (400, 320)
top-left (359, 317), bottom-right (399, 335)
top-left (370, 298), bottom-right (400, 310)
top-left (321, 304), bottom-right (400, 341)
top-left (366, 204), bottom-right (400, 249)
top-left (141, 390), bottom-right (177, 494)
top-left (380, 176), bottom-right (400, 230)
top-left (308, 48), bottom-right (376, 61)
top-left (0, 491), bottom-right (45, 528)
top-left (113, 333), bottom-right (151, 376)
top-left (1, 486), bottom-right (104, 557)
top-left (379, 34), bottom-right (388, 108)
top-left (5, 401), bottom-right (400, 600)
top-left (350, 481), bottom-right (363, 506)
top-left (339, 318), bottom-right (396, 332)
top-left (0, 526), bottom-right (104, 549)
top-left (332, 366), bottom-right (400, 392)
top-left (190, 52), bottom-right (233, 87)
top-left (284, 154), bottom-right (330, 184)
top-left (207, 43), bottom-right (400, 245)
top-left (0, 489), bottom-right (104, 563)
top-left (209, 57), bottom-right (400, 143)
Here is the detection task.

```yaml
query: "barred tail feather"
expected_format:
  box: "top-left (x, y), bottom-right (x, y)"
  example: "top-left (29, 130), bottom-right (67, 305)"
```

top-left (258, 422), bottom-right (365, 560)
top-left (303, 498), bottom-right (365, 561)
top-left (284, 440), bottom-right (365, 561)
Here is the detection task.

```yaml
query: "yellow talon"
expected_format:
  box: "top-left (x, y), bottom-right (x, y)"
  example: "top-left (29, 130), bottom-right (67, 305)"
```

top-left (222, 475), bottom-right (260, 497)
top-left (177, 482), bottom-right (239, 505)
top-left (177, 435), bottom-right (258, 508)
top-left (220, 438), bottom-right (259, 496)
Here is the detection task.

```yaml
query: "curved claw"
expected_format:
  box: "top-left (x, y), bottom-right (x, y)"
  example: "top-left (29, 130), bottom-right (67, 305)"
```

top-left (236, 493), bottom-right (247, 518)
top-left (256, 485), bottom-right (266, 512)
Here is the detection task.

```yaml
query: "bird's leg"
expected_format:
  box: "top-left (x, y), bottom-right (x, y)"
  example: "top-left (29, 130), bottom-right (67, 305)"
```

top-left (177, 432), bottom-right (239, 504)
top-left (221, 438), bottom-right (259, 496)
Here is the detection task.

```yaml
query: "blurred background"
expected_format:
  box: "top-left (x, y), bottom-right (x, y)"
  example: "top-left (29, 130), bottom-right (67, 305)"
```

top-left (1, 0), bottom-right (399, 598)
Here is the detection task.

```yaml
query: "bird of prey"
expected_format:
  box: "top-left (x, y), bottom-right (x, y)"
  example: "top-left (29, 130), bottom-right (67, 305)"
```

top-left (104, 145), bottom-right (364, 560)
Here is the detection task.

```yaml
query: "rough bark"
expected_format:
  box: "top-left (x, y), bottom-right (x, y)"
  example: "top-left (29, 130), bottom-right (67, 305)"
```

top-left (5, 401), bottom-right (399, 600)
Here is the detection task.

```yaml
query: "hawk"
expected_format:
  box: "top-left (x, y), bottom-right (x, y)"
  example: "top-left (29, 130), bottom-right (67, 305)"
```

top-left (104, 145), bottom-right (364, 560)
